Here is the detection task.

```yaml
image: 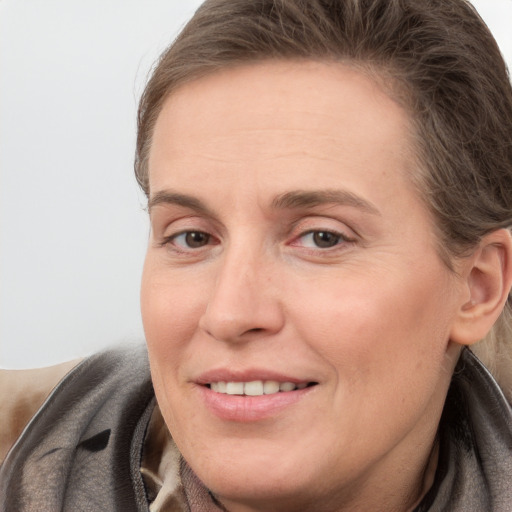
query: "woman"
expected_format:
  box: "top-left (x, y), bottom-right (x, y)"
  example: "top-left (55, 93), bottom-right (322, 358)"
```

top-left (2, 0), bottom-right (512, 510)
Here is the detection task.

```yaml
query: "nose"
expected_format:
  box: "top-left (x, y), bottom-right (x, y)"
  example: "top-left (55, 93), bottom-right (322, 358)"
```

top-left (198, 245), bottom-right (285, 343)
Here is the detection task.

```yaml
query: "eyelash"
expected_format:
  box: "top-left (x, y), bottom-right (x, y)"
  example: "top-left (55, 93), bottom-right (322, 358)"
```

top-left (291, 229), bottom-right (355, 250)
top-left (160, 230), bottom-right (216, 252)
top-left (160, 228), bottom-right (354, 254)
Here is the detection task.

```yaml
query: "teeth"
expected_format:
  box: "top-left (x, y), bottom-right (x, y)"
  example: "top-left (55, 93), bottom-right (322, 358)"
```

top-left (244, 381), bottom-right (264, 396)
top-left (210, 382), bottom-right (226, 393)
top-left (279, 382), bottom-right (296, 392)
top-left (226, 382), bottom-right (244, 395)
top-left (263, 380), bottom-right (280, 394)
top-left (209, 380), bottom-right (307, 396)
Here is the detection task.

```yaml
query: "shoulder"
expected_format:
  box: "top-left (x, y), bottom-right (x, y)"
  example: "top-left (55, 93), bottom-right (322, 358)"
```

top-left (0, 344), bottom-right (151, 464)
top-left (0, 344), bottom-right (154, 511)
top-left (418, 348), bottom-right (512, 510)
top-left (0, 359), bottom-right (82, 464)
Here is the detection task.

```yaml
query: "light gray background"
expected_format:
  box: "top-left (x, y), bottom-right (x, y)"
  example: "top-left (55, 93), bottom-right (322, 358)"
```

top-left (1, 0), bottom-right (511, 368)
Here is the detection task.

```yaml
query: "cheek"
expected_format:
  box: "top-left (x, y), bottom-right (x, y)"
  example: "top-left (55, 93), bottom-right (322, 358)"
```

top-left (141, 263), bottom-right (206, 435)
top-left (142, 258), bottom-right (201, 340)
top-left (290, 265), bottom-right (455, 389)
top-left (290, 272), bottom-right (455, 449)
top-left (140, 260), bottom-right (206, 389)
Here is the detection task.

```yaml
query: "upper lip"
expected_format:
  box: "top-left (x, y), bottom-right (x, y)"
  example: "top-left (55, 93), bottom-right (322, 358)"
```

top-left (194, 368), bottom-right (316, 385)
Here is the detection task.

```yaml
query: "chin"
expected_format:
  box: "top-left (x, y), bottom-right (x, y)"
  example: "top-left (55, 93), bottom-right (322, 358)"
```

top-left (204, 470), bottom-right (317, 512)
top-left (182, 438), bottom-right (327, 510)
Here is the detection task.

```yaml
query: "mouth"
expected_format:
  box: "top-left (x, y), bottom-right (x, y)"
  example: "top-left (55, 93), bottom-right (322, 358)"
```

top-left (197, 374), bottom-right (318, 421)
top-left (206, 380), bottom-right (317, 396)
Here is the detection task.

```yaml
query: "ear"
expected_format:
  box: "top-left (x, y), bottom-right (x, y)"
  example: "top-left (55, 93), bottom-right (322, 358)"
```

top-left (450, 228), bottom-right (512, 346)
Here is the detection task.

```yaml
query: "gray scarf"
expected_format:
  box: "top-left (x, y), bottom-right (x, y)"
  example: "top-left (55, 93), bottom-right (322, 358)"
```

top-left (1, 346), bottom-right (510, 511)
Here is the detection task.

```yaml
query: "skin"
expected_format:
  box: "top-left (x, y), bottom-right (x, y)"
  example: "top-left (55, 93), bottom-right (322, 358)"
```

top-left (141, 61), bottom-right (472, 512)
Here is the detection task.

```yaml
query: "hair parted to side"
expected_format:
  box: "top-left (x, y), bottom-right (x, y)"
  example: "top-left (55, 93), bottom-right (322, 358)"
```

top-left (135, 0), bottom-right (512, 395)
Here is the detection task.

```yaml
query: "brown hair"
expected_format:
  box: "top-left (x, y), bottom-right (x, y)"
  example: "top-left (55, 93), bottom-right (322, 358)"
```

top-left (135, 0), bottom-right (512, 394)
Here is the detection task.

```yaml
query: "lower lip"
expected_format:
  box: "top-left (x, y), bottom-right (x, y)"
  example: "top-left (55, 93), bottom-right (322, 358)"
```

top-left (198, 385), bottom-right (314, 422)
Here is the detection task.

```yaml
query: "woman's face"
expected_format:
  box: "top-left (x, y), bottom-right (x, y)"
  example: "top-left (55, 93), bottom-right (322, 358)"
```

top-left (141, 61), bottom-right (467, 511)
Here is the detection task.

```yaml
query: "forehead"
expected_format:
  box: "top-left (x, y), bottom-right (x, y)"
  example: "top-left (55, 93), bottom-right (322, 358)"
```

top-left (148, 60), bottom-right (415, 204)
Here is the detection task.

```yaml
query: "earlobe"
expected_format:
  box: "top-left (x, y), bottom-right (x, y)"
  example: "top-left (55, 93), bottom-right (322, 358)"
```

top-left (450, 229), bottom-right (512, 346)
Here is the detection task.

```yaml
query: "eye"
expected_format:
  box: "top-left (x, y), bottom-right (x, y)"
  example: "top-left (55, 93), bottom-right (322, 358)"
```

top-left (296, 230), bottom-right (350, 249)
top-left (168, 230), bottom-right (212, 249)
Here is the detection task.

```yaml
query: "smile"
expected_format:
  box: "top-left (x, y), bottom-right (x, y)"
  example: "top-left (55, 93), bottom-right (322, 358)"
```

top-left (198, 376), bottom-right (318, 421)
top-left (208, 381), bottom-right (313, 396)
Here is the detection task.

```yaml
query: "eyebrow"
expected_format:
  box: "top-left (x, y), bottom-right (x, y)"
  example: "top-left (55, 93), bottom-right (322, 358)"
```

top-left (271, 190), bottom-right (381, 215)
top-left (148, 188), bottom-right (381, 216)
top-left (148, 191), bottom-right (214, 216)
